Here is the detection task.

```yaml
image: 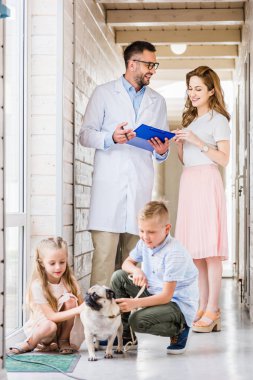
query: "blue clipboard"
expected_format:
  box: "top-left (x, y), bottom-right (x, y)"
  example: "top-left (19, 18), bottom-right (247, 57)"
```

top-left (127, 124), bottom-right (175, 152)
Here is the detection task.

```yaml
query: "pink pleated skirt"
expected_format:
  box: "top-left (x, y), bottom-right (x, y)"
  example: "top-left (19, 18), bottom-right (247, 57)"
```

top-left (175, 164), bottom-right (228, 260)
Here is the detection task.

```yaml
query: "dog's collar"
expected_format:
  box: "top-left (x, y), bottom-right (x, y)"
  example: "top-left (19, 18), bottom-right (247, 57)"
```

top-left (102, 312), bottom-right (121, 319)
top-left (108, 313), bottom-right (120, 319)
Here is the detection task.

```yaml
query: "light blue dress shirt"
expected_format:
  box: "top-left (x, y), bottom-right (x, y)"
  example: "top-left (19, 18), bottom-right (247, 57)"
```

top-left (130, 234), bottom-right (199, 327)
top-left (122, 75), bottom-right (146, 120)
top-left (104, 76), bottom-right (168, 161)
top-left (121, 76), bottom-right (169, 161)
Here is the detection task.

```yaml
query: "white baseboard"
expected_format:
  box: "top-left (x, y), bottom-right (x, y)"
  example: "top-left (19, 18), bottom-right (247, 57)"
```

top-left (0, 369), bottom-right (8, 380)
top-left (222, 261), bottom-right (234, 278)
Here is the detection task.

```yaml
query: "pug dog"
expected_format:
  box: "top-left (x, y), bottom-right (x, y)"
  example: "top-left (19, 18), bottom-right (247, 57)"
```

top-left (80, 284), bottom-right (123, 361)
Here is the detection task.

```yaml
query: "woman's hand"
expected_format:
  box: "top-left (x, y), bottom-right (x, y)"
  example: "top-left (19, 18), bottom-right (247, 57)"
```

top-left (172, 130), bottom-right (184, 147)
top-left (174, 129), bottom-right (202, 147)
top-left (149, 137), bottom-right (170, 155)
top-left (171, 129), bottom-right (184, 163)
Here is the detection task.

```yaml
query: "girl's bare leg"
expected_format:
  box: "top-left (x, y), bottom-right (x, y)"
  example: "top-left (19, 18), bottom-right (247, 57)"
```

top-left (9, 320), bottom-right (57, 354)
top-left (57, 298), bottom-right (77, 354)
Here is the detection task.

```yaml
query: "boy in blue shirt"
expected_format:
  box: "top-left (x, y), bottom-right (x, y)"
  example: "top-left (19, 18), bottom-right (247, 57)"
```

top-left (111, 200), bottom-right (199, 354)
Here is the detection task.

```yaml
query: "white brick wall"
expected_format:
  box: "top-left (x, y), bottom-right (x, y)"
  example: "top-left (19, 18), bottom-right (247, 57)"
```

top-left (29, 0), bottom-right (57, 257)
top-left (62, 0), bottom-right (74, 259)
top-left (73, 0), bottom-right (123, 290)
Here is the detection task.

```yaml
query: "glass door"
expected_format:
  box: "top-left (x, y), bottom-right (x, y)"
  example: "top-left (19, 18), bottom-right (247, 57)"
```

top-left (4, 0), bottom-right (26, 335)
top-left (244, 53), bottom-right (251, 309)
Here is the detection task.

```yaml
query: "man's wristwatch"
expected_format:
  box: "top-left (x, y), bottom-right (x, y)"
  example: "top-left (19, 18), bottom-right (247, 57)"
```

top-left (200, 144), bottom-right (209, 153)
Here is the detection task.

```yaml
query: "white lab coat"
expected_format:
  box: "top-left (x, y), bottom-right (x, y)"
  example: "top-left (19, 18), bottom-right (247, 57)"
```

top-left (79, 77), bottom-right (168, 235)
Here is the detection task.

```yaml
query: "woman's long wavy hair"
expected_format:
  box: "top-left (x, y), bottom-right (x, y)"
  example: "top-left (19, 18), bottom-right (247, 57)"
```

top-left (182, 66), bottom-right (230, 128)
top-left (27, 237), bottom-right (81, 313)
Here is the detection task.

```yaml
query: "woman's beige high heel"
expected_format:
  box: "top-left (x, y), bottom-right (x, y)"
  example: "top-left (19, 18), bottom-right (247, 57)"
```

top-left (192, 309), bottom-right (221, 333)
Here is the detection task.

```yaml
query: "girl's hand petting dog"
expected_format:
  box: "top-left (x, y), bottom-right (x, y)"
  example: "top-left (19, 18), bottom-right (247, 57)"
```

top-left (77, 302), bottom-right (86, 314)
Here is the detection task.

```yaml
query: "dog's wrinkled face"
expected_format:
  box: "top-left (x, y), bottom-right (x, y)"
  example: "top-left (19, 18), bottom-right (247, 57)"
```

top-left (85, 285), bottom-right (116, 311)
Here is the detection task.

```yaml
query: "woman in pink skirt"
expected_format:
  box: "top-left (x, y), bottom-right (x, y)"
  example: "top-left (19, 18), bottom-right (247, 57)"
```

top-left (174, 66), bottom-right (230, 333)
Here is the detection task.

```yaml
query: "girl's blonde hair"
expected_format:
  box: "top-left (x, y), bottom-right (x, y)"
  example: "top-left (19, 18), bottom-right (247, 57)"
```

top-left (27, 237), bottom-right (81, 312)
top-left (138, 200), bottom-right (170, 224)
top-left (182, 66), bottom-right (230, 128)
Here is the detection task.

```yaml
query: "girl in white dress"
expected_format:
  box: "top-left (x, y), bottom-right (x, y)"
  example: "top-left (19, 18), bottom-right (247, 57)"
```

top-left (174, 66), bottom-right (230, 333)
top-left (9, 237), bottom-right (85, 354)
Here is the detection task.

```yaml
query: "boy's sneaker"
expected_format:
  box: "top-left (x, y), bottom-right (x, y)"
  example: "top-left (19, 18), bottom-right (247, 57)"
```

top-left (98, 340), bottom-right (108, 350)
top-left (167, 325), bottom-right (190, 355)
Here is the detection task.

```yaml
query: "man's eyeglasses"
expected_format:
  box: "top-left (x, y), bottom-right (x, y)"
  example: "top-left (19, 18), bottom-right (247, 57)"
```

top-left (133, 60), bottom-right (159, 70)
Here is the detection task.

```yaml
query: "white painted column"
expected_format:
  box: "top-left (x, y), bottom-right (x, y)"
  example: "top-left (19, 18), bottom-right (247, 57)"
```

top-left (0, 11), bottom-right (8, 380)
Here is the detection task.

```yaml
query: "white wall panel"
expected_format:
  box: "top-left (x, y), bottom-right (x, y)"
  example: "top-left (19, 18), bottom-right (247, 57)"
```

top-left (234, 0), bottom-right (253, 320)
top-left (29, 1), bottom-right (58, 252)
top-left (73, 0), bottom-right (123, 290)
top-left (0, 18), bottom-right (7, 378)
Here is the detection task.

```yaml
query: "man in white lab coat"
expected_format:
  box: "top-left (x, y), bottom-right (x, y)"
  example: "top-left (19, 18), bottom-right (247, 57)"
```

top-left (79, 41), bottom-right (169, 286)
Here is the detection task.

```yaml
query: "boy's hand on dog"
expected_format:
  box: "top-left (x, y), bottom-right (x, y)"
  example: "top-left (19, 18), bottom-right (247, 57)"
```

top-left (132, 268), bottom-right (148, 287)
top-left (116, 298), bottom-right (138, 312)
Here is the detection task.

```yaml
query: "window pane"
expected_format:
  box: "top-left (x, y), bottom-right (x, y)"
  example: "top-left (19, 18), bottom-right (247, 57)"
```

top-left (5, 227), bottom-right (23, 334)
top-left (5, 0), bottom-right (24, 213)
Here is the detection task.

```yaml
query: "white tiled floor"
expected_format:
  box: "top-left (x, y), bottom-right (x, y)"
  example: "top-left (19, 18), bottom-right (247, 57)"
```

top-left (6, 279), bottom-right (253, 380)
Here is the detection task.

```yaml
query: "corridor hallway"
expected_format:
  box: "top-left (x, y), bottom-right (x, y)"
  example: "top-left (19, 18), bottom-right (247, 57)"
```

top-left (7, 279), bottom-right (253, 380)
top-left (1, 1), bottom-right (253, 379)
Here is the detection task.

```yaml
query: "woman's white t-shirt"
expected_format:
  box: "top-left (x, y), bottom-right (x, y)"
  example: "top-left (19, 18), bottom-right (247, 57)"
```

top-left (183, 110), bottom-right (230, 167)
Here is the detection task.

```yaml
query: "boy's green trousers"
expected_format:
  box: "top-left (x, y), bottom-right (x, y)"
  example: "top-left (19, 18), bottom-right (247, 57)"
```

top-left (110, 270), bottom-right (186, 339)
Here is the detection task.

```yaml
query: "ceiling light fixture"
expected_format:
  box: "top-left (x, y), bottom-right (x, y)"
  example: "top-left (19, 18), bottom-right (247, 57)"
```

top-left (170, 44), bottom-right (187, 55)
